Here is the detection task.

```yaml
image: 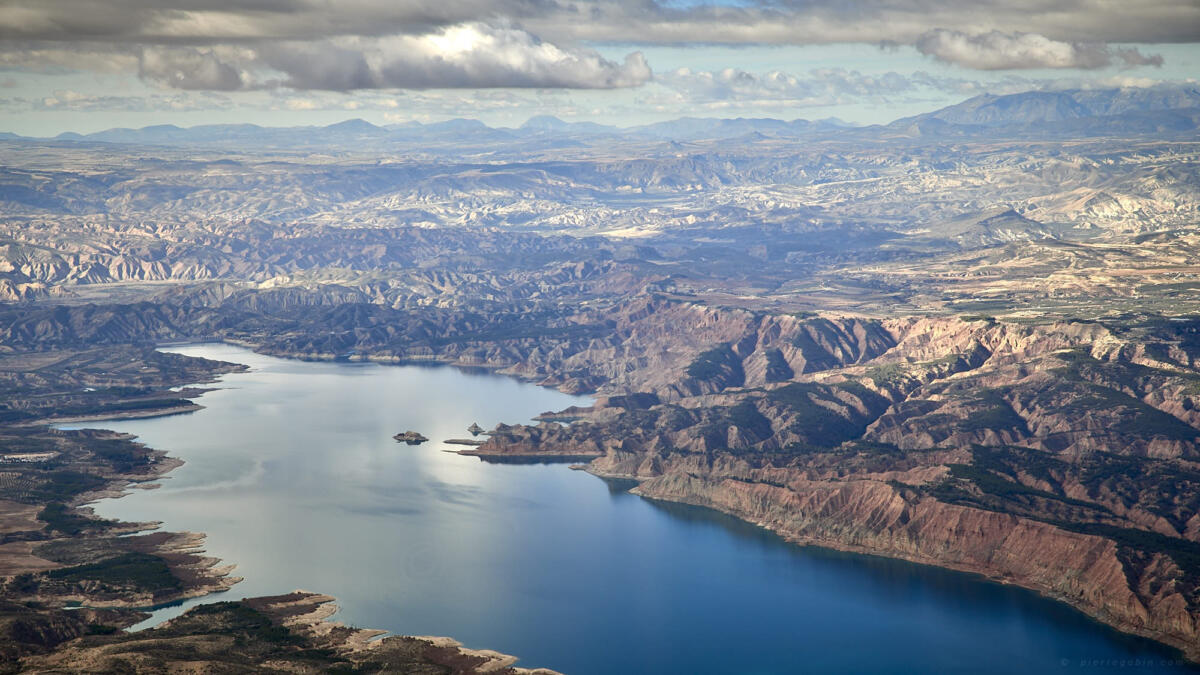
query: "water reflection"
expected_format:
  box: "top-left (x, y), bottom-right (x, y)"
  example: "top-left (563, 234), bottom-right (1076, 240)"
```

top-left (600, 477), bottom-right (640, 495)
top-left (474, 455), bottom-right (597, 465)
top-left (76, 344), bottom-right (1200, 675)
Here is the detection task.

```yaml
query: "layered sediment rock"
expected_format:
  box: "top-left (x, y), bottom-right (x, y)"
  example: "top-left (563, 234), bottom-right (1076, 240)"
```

top-left (477, 311), bottom-right (1200, 659)
top-left (628, 463), bottom-right (1200, 659)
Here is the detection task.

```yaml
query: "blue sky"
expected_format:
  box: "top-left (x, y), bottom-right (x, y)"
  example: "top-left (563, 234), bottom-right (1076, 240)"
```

top-left (0, 1), bottom-right (1197, 135)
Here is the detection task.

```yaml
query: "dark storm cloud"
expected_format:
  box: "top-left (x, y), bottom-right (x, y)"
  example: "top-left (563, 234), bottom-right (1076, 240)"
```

top-left (0, 0), bottom-right (555, 42)
top-left (526, 0), bottom-right (1200, 46)
top-left (2, 0), bottom-right (1196, 46)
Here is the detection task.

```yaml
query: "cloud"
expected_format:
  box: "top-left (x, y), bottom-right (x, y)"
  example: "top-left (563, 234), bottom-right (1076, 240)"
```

top-left (1, 1), bottom-right (1198, 47)
top-left (261, 88), bottom-right (547, 117)
top-left (0, 0), bottom-right (1191, 101)
top-left (0, 43), bottom-right (137, 74)
top-left (139, 47), bottom-right (247, 90)
top-left (655, 67), bottom-right (906, 105)
top-left (0, 0), bottom-right (515, 42)
top-left (915, 29), bottom-right (1163, 70)
top-left (282, 97), bottom-right (320, 111)
top-left (526, 1), bottom-right (1200, 46)
top-left (32, 88), bottom-right (233, 112)
top-left (653, 66), bottom-right (1000, 108)
top-left (136, 24), bottom-right (650, 91)
top-left (254, 42), bottom-right (377, 91)
top-left (1113, 47), bottom-right (1165, 68)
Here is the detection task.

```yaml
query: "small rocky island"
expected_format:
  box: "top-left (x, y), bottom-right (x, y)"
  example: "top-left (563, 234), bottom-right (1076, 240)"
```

top-left (393, 430), bottom-right (429, 445)
top-left (468, 422), bottom-right (485, 436)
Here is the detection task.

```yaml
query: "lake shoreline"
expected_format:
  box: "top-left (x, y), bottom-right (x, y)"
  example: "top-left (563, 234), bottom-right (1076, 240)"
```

top-left (34, 340), bottom-right (1197, 673)
top-left (192, 340), bottom-right (1200, 666)
top-left (618, 478), bottom-right (1200, 665)
top-left (0, 343), bottom-right (566, 674)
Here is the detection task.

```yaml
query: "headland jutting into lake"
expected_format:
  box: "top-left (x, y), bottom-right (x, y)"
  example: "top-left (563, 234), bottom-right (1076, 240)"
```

top-left (32, 343), bottom-right (1197, 674)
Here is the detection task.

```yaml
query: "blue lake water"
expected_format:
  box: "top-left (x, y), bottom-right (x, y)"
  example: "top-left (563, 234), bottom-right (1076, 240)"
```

top-left (82, 343), bottom-right (1198, 674)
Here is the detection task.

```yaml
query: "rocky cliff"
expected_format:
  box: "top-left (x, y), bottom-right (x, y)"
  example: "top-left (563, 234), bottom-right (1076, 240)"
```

top-left (473, 310), bottom-right (1200, 659)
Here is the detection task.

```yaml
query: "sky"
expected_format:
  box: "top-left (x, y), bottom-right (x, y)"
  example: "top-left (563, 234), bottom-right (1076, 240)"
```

top-left (0, 0), bottom-right (1198, 135)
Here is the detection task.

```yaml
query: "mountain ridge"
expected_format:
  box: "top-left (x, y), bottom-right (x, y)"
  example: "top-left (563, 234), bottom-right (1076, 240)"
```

top-left (7, 84), bottom-right (1199, 147)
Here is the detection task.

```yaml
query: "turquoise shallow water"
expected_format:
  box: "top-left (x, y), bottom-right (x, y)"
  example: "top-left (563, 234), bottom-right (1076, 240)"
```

top-left (82, 343), bottom-right (1198, 674)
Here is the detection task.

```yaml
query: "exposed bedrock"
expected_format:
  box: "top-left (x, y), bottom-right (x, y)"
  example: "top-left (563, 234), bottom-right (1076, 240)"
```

top-left (628, 464), bottom-right (1200, 659)
top-left (475, 311), bottom-right (1200, 659)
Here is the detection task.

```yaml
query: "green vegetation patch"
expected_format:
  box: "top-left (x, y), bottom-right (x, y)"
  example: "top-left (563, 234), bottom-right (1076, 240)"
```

top-left (162, 602), bottom-right (298, 645)
top-left (42, 398), bottom-right (187, 420)
top-left (686, 344), bottom-right (743, 383)
top-left (839, 440), bottom-right (907, 456)
top-left (1037, 361), bottom-right (1200, 442)
top-left (763, 348), bottom-right (794, 381)
top-left (46, 552), bottom-right (182, 595)
top-left (936, 463), bottom-right (1044, 500)
top-left (788, 322), bottom-right (842, 372)
top-left (831, 379), bottom-right (890, 413)
top-left (929, 447), bottom-right (1104, 514)
top-left (1064, 522), bottom-right (1200, 579)
top-left (605, 393), bottom-right (661, 410)
top-left (657, 404), bottom-right (699, 433)
top-left (725, 400), bottom-right (773, 440)
top-left (37, 502), bottom-right (112, 536)
top-left (767, 383), bottom-right (868, 448)
top-left (1114, 410), bottom-right (1200, 441)
top-left (865, 363), bottom-right (908, 387)
top-left (7, 471), bottom-right (107, 504)
top-left (425, 316), bottom-right (613, 347)
top-left (87, 437), bottom-right (154, 474)
top-left (971, 445), bottom-right (1065, 485)
top-left (957, 391), bottom-right (1028, 434)
top-left (1077, 385), bottom-right (1199, 441)
top-left (44, 601), bottom-right (353, 671)
top-left (1052, 347), bottom-right (1154, 390)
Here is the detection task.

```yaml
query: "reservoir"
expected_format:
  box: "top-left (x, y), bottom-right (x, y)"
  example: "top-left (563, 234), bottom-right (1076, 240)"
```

top-left (85, 343), bottom-right (1197, 674)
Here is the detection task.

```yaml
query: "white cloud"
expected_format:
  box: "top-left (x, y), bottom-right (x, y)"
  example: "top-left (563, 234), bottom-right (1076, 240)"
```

top-left (0, 0), bottom-right (1191, 99)
top-left (258, 24), bottom-right (651, 90)
top-left (915, 29), bottom-right (1163, 70)
top-left (283, 98), bottom-right (319, 111)
top-left (129, 23), bottom-right (651, 91)
top-left (653, 66), bottom-right (991, 107)
top-left (32, 88), bottom-right (234, 112)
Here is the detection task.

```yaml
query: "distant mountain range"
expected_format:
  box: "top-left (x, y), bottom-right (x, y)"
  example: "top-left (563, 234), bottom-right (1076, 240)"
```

top-left (16, 114), bottom-right (853, 147)
top-left (5, 84), bottom-right (1198, 149)
top-left (889, 85), bottom-right (1200, 138)
top-left (904, 86), bottom-right (1200, 126)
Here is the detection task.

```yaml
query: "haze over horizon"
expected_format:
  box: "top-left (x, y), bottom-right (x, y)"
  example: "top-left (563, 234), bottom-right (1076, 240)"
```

top-left (1, 0), bottom-right (1198, 135)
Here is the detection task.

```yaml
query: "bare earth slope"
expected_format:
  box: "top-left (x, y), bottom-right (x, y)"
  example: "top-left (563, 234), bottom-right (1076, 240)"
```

top-left (3, 91), bottom-right (1200, 667)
